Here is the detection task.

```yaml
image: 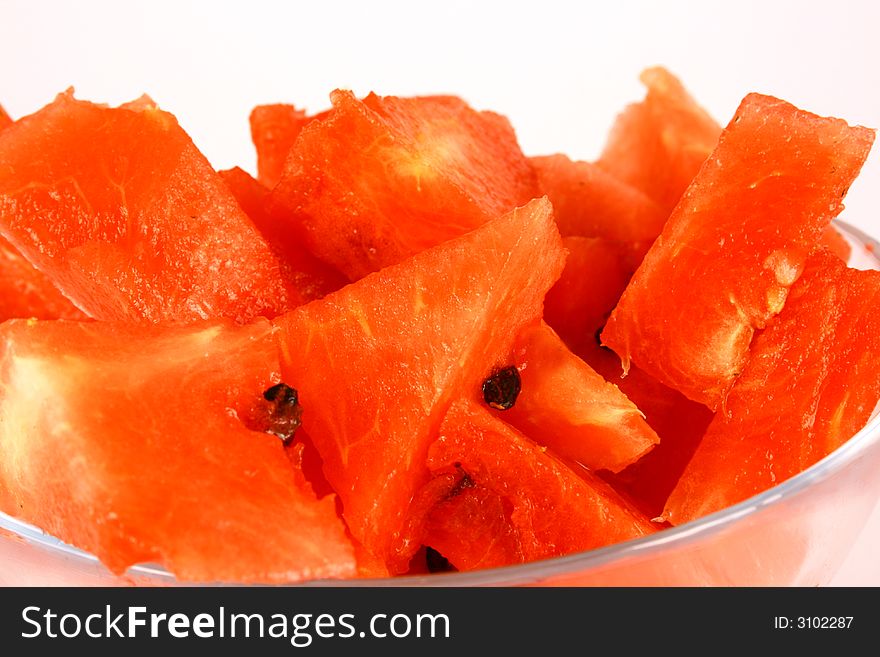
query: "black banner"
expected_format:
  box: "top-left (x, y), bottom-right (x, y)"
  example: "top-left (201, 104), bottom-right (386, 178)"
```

top-left (0, 587), bottom-right (874, 654)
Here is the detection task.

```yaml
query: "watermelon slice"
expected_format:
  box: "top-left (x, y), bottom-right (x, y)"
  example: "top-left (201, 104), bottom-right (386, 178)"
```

top-left (274, 198), bottom-right (565, 570)
top-left (272, 90), bottom-right (539, 280)
top-left (598, 67), bottom-right (722, 213)
top-left (250, 103), bottom-right (316, 189)
top-left (498, 322), bottom-right (659, 473)
top-left (603, 93), bottom-right (875, 408)
top-left (220, 166), bottom-right (346, 302)
top-left (664, 253), bottom-right (880, 524)
top-left (424, 399), bottom-right (655, 568)
top-left (0, 318), bottom-right (355, 582)
top-left (543, 235), bottom-right (630, 351)
top-left (0, 90), bottom-right (292, 323)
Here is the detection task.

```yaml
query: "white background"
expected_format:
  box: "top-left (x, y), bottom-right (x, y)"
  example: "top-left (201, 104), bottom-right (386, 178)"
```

top-left (1, 0), bottom-right (879, 584)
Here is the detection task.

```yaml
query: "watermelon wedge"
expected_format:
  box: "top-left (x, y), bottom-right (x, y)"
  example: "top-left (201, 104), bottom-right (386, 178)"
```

top-left (603, 93), bottom-right (875, 408)
top-left (0, 90), bottom-right (292, 322)
top-left (425, 399), bottom-right (655, 569)
top-left (0, 318), bottom-right (355, 582)
top-left (274, 198), bottom-right (565, 570)
top-left (664, 253), bottom-right (880, 524)
top-left (598, 67), bottom-right (722, 213)
top-left (272, 90), bottom-right (539, 280)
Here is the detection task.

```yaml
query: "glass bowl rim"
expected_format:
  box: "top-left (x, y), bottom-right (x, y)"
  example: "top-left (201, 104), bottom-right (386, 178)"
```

top-left (1, 219), bottom-right (878, 587)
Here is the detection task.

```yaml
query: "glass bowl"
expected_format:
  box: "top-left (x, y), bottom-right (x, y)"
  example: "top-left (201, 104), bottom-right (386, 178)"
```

top-left (2, 220), bottom-right (879, 587)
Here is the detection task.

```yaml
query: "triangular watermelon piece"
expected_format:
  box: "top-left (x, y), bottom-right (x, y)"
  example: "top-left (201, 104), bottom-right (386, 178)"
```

top-left (664, 253), bottom-right (880, 524)
top-left (274, 198), bottom-right (565, 570)
top-left (424, 399), bottom-right (655, 569)
top-left (0, 90), bottom-right (293, 322)
top-left (272, 90), bottom-right (539, 280)
top-left (0, 318), bottom-right (355, 582)
top-left (603, 93), bottom-right (874, 408)
top-left (598, 67), bottom-right (722, 213)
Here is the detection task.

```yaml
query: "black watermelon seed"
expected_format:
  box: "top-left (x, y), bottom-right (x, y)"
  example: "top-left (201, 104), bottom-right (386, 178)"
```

top-left (482, 365), bottom-right (521, 411)
top-left (261, 383), bottom-right (303, 445)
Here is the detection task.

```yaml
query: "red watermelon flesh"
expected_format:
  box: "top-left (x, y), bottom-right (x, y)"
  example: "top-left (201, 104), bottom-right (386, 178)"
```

top-left (0, 318), bottom-right (355, 582)
top-left (424, 482), bottom-right (521, 572)
top-left (0, 106), bottom-right (86, 321)
top-left (351, 537), bottom-right (392, 579)
top-left (282, 428), bottom-right (335, 500)
top-left (220, 166), bottom-right (346, 303)
top-left (499, 322), bottom-right (659, 473)
top-left (821, 226), bottom-right (852, 263)
top-left (250, 103), bottom-right (324, 189)
top-left (0, 237), bottom-right (87, 321)
top-left (273, 198), bottom-right (565, 571)
top-left (603, 93), bottom-right (875, 409)
top-left (598, 67), bottom-right (722, 213)
top-left (531, 153), bottom-right (667, 260)
top-left (0, 90), bottom-right (292, 323)
top-left (272, 90), bottom-right (539, 280)
top-left (543, 235), bottom-right (631, 351)
top-left (664, 253), bottom-right (880, 525)
top-left (589, 68), bottom-right (843, 265)
top-left (582, 342), bottom-right (713, 517)
top-left (426, 399), bottom-right (656, 566)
